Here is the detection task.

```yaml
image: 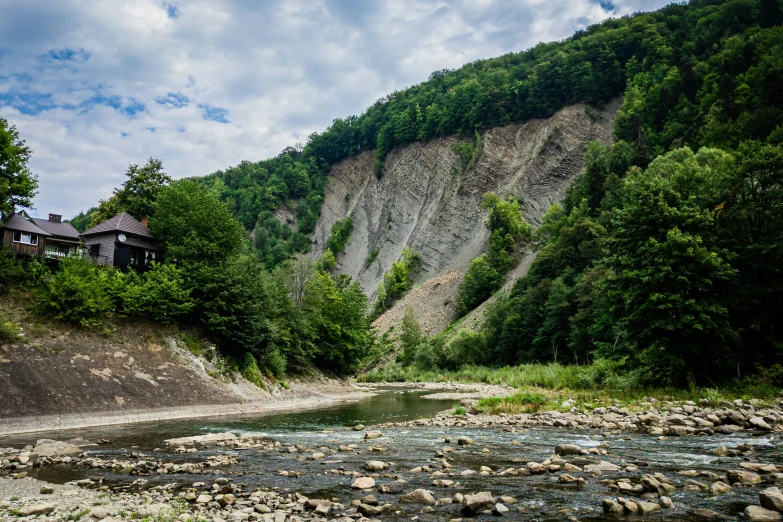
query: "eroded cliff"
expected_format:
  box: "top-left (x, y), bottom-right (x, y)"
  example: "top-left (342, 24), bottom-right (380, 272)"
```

top-left (313, 100), bottom-right (620, 336)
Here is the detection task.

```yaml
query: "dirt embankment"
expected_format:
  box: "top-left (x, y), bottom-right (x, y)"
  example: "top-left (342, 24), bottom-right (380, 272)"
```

top-left (0, 296), bottom-right (369, 436)
top-left (313, 100), bottom-right (620, 338)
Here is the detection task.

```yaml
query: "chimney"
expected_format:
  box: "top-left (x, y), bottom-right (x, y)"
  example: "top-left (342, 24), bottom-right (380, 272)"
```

top-left (141, 216), bottom-right (149, 227)
top-left (48, 213), bottom-right (62, 223)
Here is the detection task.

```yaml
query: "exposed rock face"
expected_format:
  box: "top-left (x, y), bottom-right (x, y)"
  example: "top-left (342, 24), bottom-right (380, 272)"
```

top-left (313, 101), bottom-right (619, 336)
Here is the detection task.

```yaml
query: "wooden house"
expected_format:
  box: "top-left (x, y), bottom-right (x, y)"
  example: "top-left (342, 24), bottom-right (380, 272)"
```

top-left (81, 212), bottom-right (160, 268)
top-left (1, 211), bottom-right (81, 258)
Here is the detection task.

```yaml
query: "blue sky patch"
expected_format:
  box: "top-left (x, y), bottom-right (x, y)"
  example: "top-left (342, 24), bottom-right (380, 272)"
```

top-left (163, 2), bottom-right (180, 19)
top-left (0, 91), bottom-right (58, 115)
top-left (155, 92), bottom-right (189, 108)
top-left (199, 104), bottom-right (230, 123)
top-left (47, 48), bottom-right (90, 62)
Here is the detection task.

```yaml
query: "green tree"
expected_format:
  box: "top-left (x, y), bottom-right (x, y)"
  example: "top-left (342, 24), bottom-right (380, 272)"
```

top-left (150, 180), bottom-right (243, 267)
top-left (0, 118), bottom-right (37, 216)
top-left (91, 158), bottom-right (171, 226)
top-left (399, 307), bottom-right (424, 365)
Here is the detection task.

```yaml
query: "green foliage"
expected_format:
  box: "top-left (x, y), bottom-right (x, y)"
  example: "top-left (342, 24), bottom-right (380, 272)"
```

top-left (443, 328), bottom-right (487, 368)
top-left (316, 248), bottom-right (336, 272)
top-left (0, 117), bottom-right (37, 216)
top-left (457, 193), bottom-right (531, 315)
top-left (34, 258), bottom-right (123, 327)
top-left (325, 217), bottom-right (353, 255)
top-left (120, 263), bottom-right (194, 323)
top-left (365, 248), bottom-right (379, 268)
top-left (239, 352), bottom-right (265, 389)
top-left (373, 248), bottom-right (421, 316)
top-left (89, 158), bottom-right (171, 227)
top-left (264, 348), bottom-right (287, 380)
top-left (151, 180), bottom-right (243, 267)
top-left (0, 316), bottom-right (20, 342)
top-left (399, 307), bottom-right (424, 365)
top-left (68, 207), bottom-right (97, 233)
top-left (475, 392), bottom-right (548, 414)
top-left (0, 246), bottom-right (24, 294)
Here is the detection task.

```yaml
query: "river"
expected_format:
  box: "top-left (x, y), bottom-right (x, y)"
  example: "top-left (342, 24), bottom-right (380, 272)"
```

top-left (3, 389), bottom-right (781, 520)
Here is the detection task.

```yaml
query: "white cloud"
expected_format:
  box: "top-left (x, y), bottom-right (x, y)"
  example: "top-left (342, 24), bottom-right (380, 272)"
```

top-left (0, 0), bottom-right (671, 217)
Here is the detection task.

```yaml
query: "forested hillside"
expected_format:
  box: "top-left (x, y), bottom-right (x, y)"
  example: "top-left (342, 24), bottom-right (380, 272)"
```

top-left (20, 0), bottom-right (782, 387)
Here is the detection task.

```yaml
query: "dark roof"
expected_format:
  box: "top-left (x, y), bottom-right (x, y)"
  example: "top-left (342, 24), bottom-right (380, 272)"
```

top-left (1, 212), bottom-right (51, 236)
top-left (81, 212), bottom-right (154, 238)
top-left (32, 217), bottom-right (80, 240)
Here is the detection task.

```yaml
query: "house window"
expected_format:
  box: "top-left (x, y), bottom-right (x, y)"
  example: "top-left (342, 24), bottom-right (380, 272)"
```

top-left (12, 232), bottom-right (38, 245)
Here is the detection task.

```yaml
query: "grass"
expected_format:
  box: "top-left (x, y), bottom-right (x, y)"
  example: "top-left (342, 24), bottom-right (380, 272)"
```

top-left (475, 392), bottom-right (549, 414)
top-left (359, 360), bottom-right (782, 407)
top-left (365, 248), bottom-right (380, 269)
top-left (452, 406), bottom-right (466, 415)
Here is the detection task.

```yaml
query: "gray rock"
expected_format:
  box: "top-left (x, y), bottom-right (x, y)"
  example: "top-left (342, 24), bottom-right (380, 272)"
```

top-left (761, 487), bottom-right (783, 513)
top-left (461, 491), bottom-right (495, 515)
top-left (364, 460), bottom-right (387, 471)
top-left (364, 431), bottom-right (383, 440)
top-left (711, 481), bottom-right (732, 494)
top-left (750, 417), bottom-right (773, 431)
top-left (493, 503), bottom-right (509, 515)
top-left (304, 499), bottom-right (331, 510)
top-left (659, 496), bottom-right (674, 509)
top-left (457, 436), bottom-right (473, 446)
top-left (39, 485), bottom-right (55, 494)
top-left (555, 444), bottom-right (583, 456)
top-left (18, 504), bottom-right (56, 516)
top-left (378, 481), bottom-right (405, 494)
top-left (352, 477), bottom-right (376, 489)
top-left (728, 469), bottom-right (762, 484)
top-left (400, 489), bottom-right (436, 505)
top-left (358, 503), bottom-right (383, 516)
top-left (637, 501), bottom-right (662, 514)
top-left (690, 508), bottom-right (720, 520)
top-left (32, 439), bottom-right (81, 457)
top-left (602, 499), bottom-right (624, 515)
top-left (745, 505), bottom-right (783, 521)
top-left (585, 460), bottom-right (621, 473)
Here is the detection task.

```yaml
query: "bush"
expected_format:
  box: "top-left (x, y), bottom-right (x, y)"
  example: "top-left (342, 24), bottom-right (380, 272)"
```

top-left (326, 217), bottom-right (353, 255)
top-left (0, 317), bottom-right (20, 342)
top-left (264, 348), bottom-right (287, 380)
top-left (444, 329), bottom-right (487, 368)
top-left (35, 258), bottom-right (124, 327)
top-left (240, 352), bottom-right (265, 388)
top-left (121, 263), bottom-right (194, 322)
top-left (413, 342), bottom-right (442, 371)
top-left (456, 255), bottom-right (501, 314)
top-left (0, 246), bottom-right (24, 293)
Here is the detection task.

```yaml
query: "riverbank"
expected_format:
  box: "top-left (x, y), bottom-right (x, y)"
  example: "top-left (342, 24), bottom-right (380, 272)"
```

top-left (0, 386), bottom-right (373, 437)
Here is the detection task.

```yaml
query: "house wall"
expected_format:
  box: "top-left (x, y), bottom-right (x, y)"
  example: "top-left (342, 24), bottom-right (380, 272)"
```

top-left (43, 240), bottom-right (79, 258)
top-left (83, 233), bottom-right (116, 266)
top-left (3, 230), bottom-right (45, 257)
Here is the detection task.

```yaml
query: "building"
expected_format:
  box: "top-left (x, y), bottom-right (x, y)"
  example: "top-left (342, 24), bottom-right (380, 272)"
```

top-left (80, 212), bottom-right (160, 268)
top-left (1, 211), bottom-right (81, 259)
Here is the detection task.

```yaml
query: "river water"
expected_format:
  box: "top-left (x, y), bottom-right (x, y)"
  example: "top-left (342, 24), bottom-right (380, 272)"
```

top-left (5, 390), bottom-right (782, 520)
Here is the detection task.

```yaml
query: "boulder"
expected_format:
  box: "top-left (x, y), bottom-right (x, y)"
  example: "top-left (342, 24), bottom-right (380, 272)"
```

top-left (32, 439), bottom-right (81, 457)
top-left (690, 508), bottom-right (720, 520)
top-left (18, 504), bottom-right (56, 516)
top-left (585, 460), bottom-right (621, 473)
top-left (710, 481), bottom-right (732, 494)
top-left (637, 501), bottom-right (662, 514)
top-left (750, 417), bottom-right (773, 431)
top-left (378, 481), bottom-right (405, 494)
top-left (493, 503), bottom-right (509, 515)
top-left (364, 460), bottom-right (387, 471)
top-left (462, 491), bottom-right (495, 515)
top-left (351, 477), bottom-right (376, 490)
top-left (555, 444), bottom-right (583, 456)
top-left (457, 436), bottom-right (474, 446)
top-left (400, 489), bottom-right (436, 505)
top-left (659, 496), bottom-right (674, 509)
top-left (304, 499), bottom-right (331, 510)
top-left (745, 505), bottom-right (783, 522)
top-left (728, 469), bottom-right (763, 484)
top-left (761, 487), bottom-right (783, 513)
top-left (357, 503), bottom-right (383, 516)
top-left (364, 431), bottom-right (383, 440)
top-left (602, 499), bottom-right (625, 515)
top-left (165, 432), bottom-right (236, 446)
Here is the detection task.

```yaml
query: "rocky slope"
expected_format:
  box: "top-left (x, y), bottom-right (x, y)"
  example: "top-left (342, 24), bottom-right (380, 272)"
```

top-left (313, 100), bottom-right (620, 336)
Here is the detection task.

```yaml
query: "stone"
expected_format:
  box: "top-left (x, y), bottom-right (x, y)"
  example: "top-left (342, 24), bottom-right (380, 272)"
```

top-left (351, 477), bottom-right (376, 489)
top-left (690, 508), bottom-right (720, 520)
top-left (311, 452), bottom-right (325, 459)
top-left (457, 436), bottom-right (473, 446)
top-left (18, 504), bottom-right (56, 516)
top-left (304, 499), bottom-right (331, 510)
top-left (637, 501), bottom-right (662, 514)
top-left (659, 496), bottom-right (674, 509)
top-left (364, 431), bottom-right (383, 440)
top-left (314, 503), bottom-right (330, 515)
top-left (555, 444), bottom-right (583, 456)
top-left (602, 499), bottom-right (624, 515)
top-left (584, 460), bottom-right (621, 473)
top-left (728, 469), bottom-right (763, 484)
top-left (365, 460), bottom-right (387, 471)
top-left (493, 503), bottom-right (509, 515)
top-left (750, 417), bottom-right (773, 431)
top-left (710, 481), bottom-right (732, 494)
top-left (32, 439), bottom-right (82, 457)
top-left (461, 491), bottom-right (495, 515)
top-left (136, 504), bottom-right (173, 518)
top-left (558, 474), bottom-right (578, 484)
top-left (353, 424), bottom-right (365, 431)
top-left (378, 481), bottom-right (405, 494)
top-left (745, 505), bottom-right (783, 522)
top-left (760, 487), bottom-right (783, 513)
top-left (39, 486), bottom-right (55, 494)
top-left (358, 503), bottom-right (383, 516)
top-left (400, 489), bottom-right (436, 505)
top-left (196, 494), bottom-right (213, 503)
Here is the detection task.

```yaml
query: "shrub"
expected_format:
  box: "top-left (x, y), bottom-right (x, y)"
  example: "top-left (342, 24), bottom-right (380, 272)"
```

top-left (240, 352), bottom-right (265, 388)
top-left (444, 328), bottom-right (487, 368)
top-left (264, 348), bottom-right (287, 380)
top-left (35, 258), bottom-right (123, 327)
top-left (121, 263), bottom-right (194, 322)
top-left (0, 246), bottom-right (24, 293)
top-left (326, 217), bottom-right (353, 255)
top-left (0, 317), bottom-right (20, 342)
top-left (413, 342), bottom-right (442, 371)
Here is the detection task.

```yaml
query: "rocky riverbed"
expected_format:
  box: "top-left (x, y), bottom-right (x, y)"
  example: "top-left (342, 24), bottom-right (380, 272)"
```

top-left (2, 390), bottom-right (783, 521)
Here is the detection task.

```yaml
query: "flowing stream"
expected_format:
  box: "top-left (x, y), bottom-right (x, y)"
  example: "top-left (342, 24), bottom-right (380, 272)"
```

top-left (4, 390), bottom-right (782, 521)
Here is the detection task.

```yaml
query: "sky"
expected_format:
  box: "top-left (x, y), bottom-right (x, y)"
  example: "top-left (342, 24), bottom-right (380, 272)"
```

top-left (0, 0), bottom-right (671, 218)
